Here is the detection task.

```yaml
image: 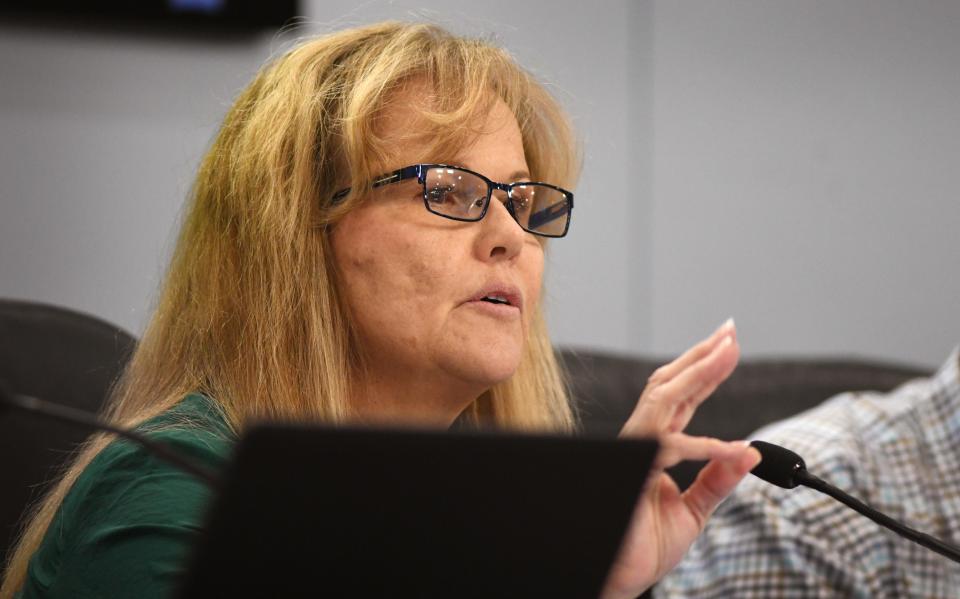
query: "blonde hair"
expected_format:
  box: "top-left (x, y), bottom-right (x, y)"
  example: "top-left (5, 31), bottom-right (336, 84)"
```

top-left (2, 21), bottom-right (580, 595)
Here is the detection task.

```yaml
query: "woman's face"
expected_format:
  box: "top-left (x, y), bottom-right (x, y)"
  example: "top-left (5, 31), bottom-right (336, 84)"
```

top-left (331, 93), bottom-right (544, 421)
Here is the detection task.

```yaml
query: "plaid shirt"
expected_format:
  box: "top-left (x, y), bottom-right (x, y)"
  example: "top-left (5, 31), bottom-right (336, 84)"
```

top-left (657, 349), bottom-right (960, 598)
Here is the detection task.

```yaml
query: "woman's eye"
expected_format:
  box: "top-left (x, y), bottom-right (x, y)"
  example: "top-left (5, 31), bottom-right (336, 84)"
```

top-left (426, 187), bottom-right (454, 204)
top-left (512, 196), bottom-right (531, 212)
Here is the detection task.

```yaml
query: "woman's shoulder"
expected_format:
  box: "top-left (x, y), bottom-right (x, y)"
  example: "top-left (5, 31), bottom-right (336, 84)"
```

top-left (21, 394), bottom-right (236, 599)
top-left (77, 394), bottom-right (234, 492)
top-left (71, 392), bottom-right (235, 527)
top-left (113, 393), bottom-right (234, 460)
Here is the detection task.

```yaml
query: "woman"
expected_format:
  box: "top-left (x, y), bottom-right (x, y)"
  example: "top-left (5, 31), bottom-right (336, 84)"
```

top-left (2, 22), bottom-right (758, 599)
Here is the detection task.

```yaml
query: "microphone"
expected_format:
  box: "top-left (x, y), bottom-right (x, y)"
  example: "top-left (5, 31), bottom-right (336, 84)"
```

top-left (750, 440), bottom-right (960, 564)
top-left (0, 379), bottom-right (219, 488)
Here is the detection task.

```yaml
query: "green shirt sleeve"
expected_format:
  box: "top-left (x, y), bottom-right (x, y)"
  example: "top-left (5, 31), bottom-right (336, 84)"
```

top-left (19, 397), bottom-right (233, 599)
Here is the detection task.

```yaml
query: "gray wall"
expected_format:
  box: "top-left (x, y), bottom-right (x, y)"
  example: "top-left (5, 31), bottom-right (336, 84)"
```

top-left (649, 0), bottom-right (960, 366)
top-left (0, 24), bottom-right (274, 335)
top-left (1, 1), bottom-right (956, 368)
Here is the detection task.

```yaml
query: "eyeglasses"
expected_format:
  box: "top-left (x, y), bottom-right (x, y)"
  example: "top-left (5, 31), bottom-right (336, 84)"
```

top-left (330, 164), bottom-right (574, 238)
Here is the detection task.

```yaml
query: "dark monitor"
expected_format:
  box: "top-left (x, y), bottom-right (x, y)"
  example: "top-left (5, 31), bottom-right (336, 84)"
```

top-left (178, 425), bottom-right (658, 598)
top-left (0, 1), bottom-right (298, 33)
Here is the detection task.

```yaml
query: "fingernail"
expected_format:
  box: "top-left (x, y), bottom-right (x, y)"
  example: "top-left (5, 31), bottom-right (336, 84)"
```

top-left (715, 318), bottom-right (735, 334)
top-left (720, 336), bottom-right (733, 348)
top-left (733, 441), bottom-right (761, 467)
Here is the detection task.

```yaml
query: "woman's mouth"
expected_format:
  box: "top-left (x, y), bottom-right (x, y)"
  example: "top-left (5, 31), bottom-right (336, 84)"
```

top-left (463, 285), bottom-right (522, 319)
top-left (465, 298), bottom-right (521, 319)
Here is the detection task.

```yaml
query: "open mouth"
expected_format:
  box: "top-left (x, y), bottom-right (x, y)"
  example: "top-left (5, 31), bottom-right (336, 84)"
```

top-left (466, 286), bottom-right (521, 312)
top-left (480, 295), bottom-right (511, 306)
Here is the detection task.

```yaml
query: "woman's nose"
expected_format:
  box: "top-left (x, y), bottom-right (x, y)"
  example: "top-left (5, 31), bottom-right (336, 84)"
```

top-left (475, 193), bottom-right (525, 261)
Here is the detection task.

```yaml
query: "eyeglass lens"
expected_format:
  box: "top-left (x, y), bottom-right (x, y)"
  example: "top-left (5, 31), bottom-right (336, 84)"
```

top-left (423, 167), bottom-right (570, 237)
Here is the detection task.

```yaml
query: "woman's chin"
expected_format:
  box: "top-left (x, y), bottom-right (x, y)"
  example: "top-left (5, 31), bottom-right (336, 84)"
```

top-left (444, 346), bottom-right (523, 389)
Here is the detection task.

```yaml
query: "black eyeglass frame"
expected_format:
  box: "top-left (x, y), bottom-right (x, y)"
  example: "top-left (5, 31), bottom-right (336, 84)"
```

top-left (330, 163), bottom-right (574, 238)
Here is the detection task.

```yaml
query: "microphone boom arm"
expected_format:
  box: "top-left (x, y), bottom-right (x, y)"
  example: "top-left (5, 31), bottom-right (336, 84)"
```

top-left (750, 440), bottom-right (960, 565)
top-left (2, 388), bottom-right (219, 488)
top-left (796, 469), bottom-right (960, 564)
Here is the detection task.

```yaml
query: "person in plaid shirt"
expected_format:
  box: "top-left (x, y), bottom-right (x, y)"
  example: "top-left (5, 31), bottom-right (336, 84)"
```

top-left (657, 348), bottom-right (960, 598)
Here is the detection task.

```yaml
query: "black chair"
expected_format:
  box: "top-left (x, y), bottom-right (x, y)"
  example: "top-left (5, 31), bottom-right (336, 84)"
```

top-left (561, 348), bottom-right (932, 489)
top-left (0, 299), bottom-right (135, 572)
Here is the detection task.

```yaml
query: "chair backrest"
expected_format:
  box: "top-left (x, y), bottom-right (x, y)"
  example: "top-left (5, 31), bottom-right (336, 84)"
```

top-left (560, 348), bottom-right (932, 489)
top-left (0, 299), bottom-right (136, 571)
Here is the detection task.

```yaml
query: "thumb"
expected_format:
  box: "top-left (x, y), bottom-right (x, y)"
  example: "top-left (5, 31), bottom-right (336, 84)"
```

top-left (681, 446), bottom-right (761, 530)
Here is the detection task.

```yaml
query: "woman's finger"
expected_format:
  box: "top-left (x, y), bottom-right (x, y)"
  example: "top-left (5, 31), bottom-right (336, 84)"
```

top-left (681, 447), bottom-right (762, 532)
top-left (646, 319), bottom-right (736, 386)
top-left (621, 322), bottom-right (738, 438)
top-left (653, 433), bottom-right (752, 471)
top-left (659, 335), bottom-right (740, 433)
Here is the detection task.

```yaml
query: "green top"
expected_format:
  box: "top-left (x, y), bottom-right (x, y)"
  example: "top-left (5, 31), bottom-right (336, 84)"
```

top-left (17, 394), bottom-right (235, 599)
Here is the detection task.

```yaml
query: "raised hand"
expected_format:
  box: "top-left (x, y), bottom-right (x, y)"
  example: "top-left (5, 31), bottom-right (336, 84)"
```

top-left (600, 320), bottom-right (762, 599)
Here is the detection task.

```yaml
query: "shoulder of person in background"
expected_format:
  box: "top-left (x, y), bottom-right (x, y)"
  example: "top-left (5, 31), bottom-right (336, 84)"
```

top-left (656, 348), bottom-right (960, 599)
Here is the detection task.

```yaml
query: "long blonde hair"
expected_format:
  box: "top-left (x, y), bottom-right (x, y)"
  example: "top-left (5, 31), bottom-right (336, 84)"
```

top-left (2, 21), bottom-right (580, 595)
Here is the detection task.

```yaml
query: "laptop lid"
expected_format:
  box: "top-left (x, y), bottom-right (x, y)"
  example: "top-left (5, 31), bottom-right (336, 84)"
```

top-left (178, 425), bottom-right (658, 598)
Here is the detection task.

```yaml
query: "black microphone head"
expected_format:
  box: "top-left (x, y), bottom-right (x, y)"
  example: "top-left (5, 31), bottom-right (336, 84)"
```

top-left (749, 440), bottom-right (808, 489)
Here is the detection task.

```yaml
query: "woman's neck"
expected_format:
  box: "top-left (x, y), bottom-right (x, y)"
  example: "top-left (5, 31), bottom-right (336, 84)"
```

top-left (349, 370), bottom-right (484, 428)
